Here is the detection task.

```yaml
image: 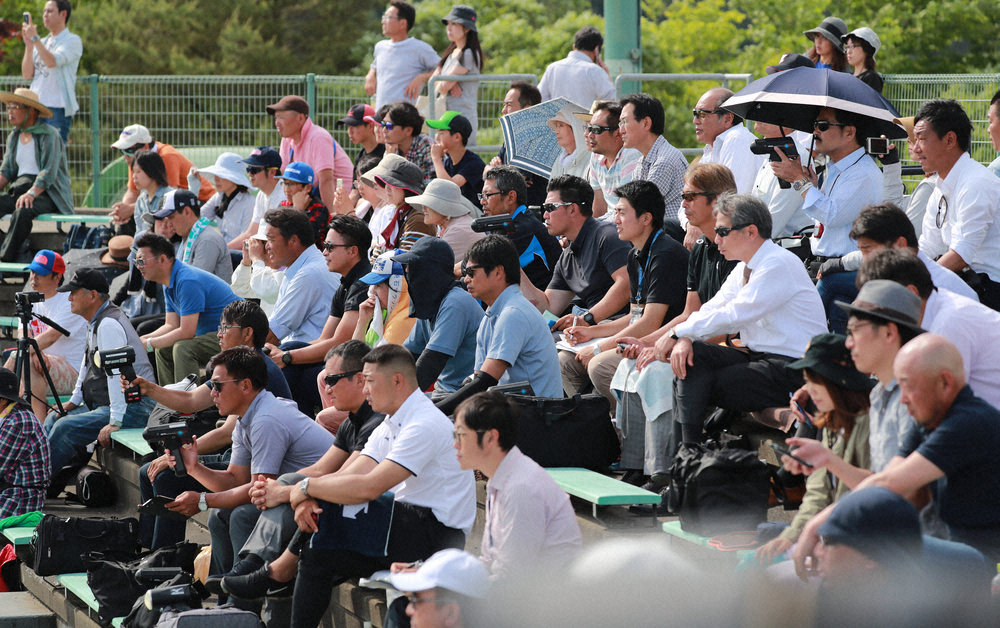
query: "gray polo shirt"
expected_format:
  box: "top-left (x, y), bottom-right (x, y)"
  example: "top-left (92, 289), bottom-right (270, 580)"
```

top-left (548, 217), bottom-right (630, 313)
top-left (230, 390), bottom-right (334, 476)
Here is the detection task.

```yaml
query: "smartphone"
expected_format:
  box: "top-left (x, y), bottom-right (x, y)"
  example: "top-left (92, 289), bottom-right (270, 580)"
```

top-left (769, 442), bottom-right (814, 468)
top-left (23, 12), bottom-right (30, 24)
top-left (789, 392), bottom-right (814, 427)
top-left (866, 137), bottom-right (890, 156)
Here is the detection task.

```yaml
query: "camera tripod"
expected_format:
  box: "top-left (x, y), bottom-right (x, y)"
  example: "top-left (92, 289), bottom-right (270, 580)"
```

top-left (11, 291), bottom-right (68, 417)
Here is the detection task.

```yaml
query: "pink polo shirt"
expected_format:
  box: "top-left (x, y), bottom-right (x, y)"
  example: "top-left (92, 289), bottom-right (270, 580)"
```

top-left (279, 117), bottom-right (354, 188)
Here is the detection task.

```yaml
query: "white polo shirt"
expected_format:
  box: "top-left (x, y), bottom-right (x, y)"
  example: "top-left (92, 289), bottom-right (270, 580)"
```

top-left (361, 389), bottom-right (476, 533)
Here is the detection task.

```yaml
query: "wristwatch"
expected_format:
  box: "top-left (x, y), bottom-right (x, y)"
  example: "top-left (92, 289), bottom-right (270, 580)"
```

top-left (299, 478), bottom-right (310, 498)
top-left (146, 339), bottom-right (154, 352)
top-left (198, 493), bottom-right (208, 512)
top-left (27, 189), bottom-right (37, 197)
top-left (668, 328), bottom-right (679, 341)
top-left (30, 35), bottom-right (39, 42)
top-left (792, 178), bottom-right (812, 192)
top-left (282, 351), bottom-right (293, 366)
top-left (592, 345), bottom-right (602, 356)
top-left (583, 312), bottom-right (596, 325)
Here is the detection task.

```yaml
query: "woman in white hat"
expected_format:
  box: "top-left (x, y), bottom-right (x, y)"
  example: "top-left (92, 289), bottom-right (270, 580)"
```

top-left (548, 108), bottom-right (590, 180)
top-left (843, 28), bottom-right (884, 94)
top-left (188, 152), bottom-right (257, 249)
top-left (407, 178), bottom-right (483, 261)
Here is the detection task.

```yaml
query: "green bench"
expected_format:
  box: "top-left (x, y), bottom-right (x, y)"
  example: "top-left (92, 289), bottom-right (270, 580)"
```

top-left (661, 520), bottom-right (756, 560)
top-left (545, 467), bottom-right (662, 523)
top-left (111, 428), bottom-right (153, 458)
top-left (58, 573), bottom-right (124, 628)
top-left (1, 526), bottom-right (36, 546)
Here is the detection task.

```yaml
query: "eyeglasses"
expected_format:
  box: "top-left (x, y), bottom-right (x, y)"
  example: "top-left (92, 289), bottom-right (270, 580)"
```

top-left (681, 191), bottom-right (713, 202)
top-left (379, 121), bottom-right (394, 130)
top-left (478, 190), bottom-right (504, 202)
top-left (714, 223), bottom-right (750, 238)
top-left (452, 428), bottom-right (487, 442)
top-left (586, 124), bottom-right (614, 135)
top-left (460, 264), bottom-right (483, 278)
top-left (404, 593), bottom-right (454, 607)
top-left (542, 201), bottom-right (574, 214)
top-left (845, 321), bottom-right (874, 339)
top-left (692, 108), bottom-right (726, 120)
top-left (813, 120), bottom-right (849, 132)
top-left (206, 378), bottom-right (241, 392)
top-left (217, 324), bottom-right (244, 335)
top-left (935, 195), bottom-right (948, 229)
top-left (381, 13), bottom-right (400, 21)
top-left (617, 117), bottom-right (632, 128)
top-left (324, 370), bottom-right (361, 387)
top-left (844, 44), bottom-right (860, 52)
top-left (5, 104), bottom-right (25, 112)
top-left (322, 241), bottom-right (351, 252)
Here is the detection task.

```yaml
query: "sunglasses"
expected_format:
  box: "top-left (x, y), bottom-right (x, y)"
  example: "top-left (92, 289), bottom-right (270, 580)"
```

top-left (586, 124), bottom-right (614, 135)
top-left (935, 195), bottom-right (948, 229)
top-left (379, 121), bottom-right (395, 130)
top-left (322, 241), bottom-right (352, 252)
top-left (246, 166), bottom-right (268, 175)
top-left (324, 370), bottom-right (361, 387)
top-left (813, 120), bottom-right (849, 132)
top-left (542, 201), bottom-right (574, 213)
top-left (206, 378), bottom-right (241, 392)
top-left (121, 147), bottom-right (139, 157)
top-left (692, 109), bottom-right (726, 120)
top-left (714, 223), bottom-right (750, 238)
top-left (681, 191), bottom-right (713, 202)
top-left (461, 264), bottom-right (483, 278)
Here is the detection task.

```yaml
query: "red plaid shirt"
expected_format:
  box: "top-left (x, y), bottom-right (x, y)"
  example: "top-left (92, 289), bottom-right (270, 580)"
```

top-left (0, 402), bottom-right (50, 519)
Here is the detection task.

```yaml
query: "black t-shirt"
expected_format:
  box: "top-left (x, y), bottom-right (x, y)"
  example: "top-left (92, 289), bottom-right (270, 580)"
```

top-left (331, 402), bottom-right (386, 453)
top-left (549, 217), bottom-right (631, 313)
top-left (330, 258), bottom-right (373, 318)
top-left (687, 235), bottom-right (738, 304)
top-left (627, 230), bottom-right (689, 321)
top-left (444, 150), bottom-right (485, 209)
top-left (354, 144), bottom-right (386, 182)
top-left (899, 385), bottom-right (1000, 557)
top-left (857, 69), bottom-right (884, 94)
top-left (507, 206), bottom-right (563, 291)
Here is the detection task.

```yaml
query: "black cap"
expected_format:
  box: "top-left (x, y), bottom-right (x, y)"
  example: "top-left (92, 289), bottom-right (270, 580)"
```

top-left (0, 368), bottom-right (28, 407)
top-left (766, 53), bottom-right (817, 75)
top-left (57, 268), bottom-right (110, 294)
top-left (441, 4), bottom-right (478, 32)
top-left (786, 333), bottom-right (875, 392)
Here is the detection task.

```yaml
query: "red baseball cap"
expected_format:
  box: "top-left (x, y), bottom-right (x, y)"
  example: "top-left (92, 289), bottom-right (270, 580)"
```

top-left (25, 249), bottom-right (66, 275)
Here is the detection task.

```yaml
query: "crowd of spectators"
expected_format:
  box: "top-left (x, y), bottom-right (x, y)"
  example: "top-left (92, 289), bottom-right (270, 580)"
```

top-left (2, 2), bottom-right (998, 627)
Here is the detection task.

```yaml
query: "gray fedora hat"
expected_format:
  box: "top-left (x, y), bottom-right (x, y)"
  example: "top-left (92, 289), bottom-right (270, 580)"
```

top-left (804, 17), bottom-right (848, 53)
top-left (836, 280), bottom-right (925, 334)
top-left (361, 153), bottom-right (408, 188)
top-left (407, 179), bottom-right (477, 218)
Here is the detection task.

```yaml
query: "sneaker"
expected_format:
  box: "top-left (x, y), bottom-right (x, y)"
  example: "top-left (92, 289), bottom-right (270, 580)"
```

top-left (205, 557), bottom-right (262, 596)
top-left (620, 469), bottom-right (649, 486)
top-left (224, 562), bottom-right (281, 600)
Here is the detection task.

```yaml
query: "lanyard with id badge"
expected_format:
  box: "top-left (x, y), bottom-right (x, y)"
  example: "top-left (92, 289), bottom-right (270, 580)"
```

top-left (631, 229), bottom-right (662, 324)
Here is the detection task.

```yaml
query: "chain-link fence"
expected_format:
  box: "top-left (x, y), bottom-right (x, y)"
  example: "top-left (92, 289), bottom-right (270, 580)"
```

top-left (0, 73), bottom-right (994, 207)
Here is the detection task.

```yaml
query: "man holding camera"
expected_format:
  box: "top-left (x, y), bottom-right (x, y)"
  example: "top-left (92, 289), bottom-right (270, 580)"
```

top-left (771, 107), bottom-right (883, 333)
top-left (43, 269), bottom-right (155, 483)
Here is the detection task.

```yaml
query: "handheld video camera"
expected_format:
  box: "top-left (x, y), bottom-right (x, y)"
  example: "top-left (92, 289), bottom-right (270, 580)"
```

top-left (14, 290), bottom-right (44, 317)
top-left (471, 213), bottom-right (517, 236)
top-left (750, 137), bottom-right (800, 189)
top-left (96, 346), bottom-right (142, 404)
top-left (143, 421), bottom-right (196, 477)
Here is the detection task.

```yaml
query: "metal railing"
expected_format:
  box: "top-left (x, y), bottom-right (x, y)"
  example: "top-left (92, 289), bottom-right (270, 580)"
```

top-left (0, 72), bottom-right (994, 206)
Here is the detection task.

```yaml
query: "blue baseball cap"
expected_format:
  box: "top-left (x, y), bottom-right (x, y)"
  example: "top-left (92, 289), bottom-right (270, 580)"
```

top-left (277, 161), bottom-right (315, 185)
top-left (360, 250), bottom-right (406, 285)
top-left (25, 249), bottom-right (66, 275)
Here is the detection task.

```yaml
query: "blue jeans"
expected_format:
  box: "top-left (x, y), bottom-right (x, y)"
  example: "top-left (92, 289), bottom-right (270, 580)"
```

top-left (816, 270), bottom-right (859, 335)
top-left (43, 396), bottom-right (156, 474)
top-left (43, 107), bottom-right (72, 144)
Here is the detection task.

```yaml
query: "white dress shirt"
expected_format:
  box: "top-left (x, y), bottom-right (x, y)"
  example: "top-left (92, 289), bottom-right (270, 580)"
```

top-left (921, 287), bottom-right (1000, 409)
top-left (802, 147), bottom-right (884, 257)
top-left (674, 240), bottom-right (827, 357)
top-left (841, 249), bottom-right (979, 302)
top-left (917, 152), bottom-right (1000, 281)
top-left (752, 136), bottom-right (813, 238)
top-left (700, 124), bottom-right (764, 194)
top-left (480, 446), bottom-right (582, 581)
top-left (538, 51), bottom-right (616, 107)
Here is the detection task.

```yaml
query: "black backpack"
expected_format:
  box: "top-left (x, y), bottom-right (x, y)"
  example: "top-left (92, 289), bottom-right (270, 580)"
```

top-left (665, 441), bottom-right (772, 537)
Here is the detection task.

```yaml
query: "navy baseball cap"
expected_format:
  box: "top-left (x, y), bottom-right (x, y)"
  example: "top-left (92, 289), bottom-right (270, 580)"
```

top-left (240, 146), bottom-right (282, 170)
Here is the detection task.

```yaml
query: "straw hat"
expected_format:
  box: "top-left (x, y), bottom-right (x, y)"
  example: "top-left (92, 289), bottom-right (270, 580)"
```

top-left (0, 88), bottom-right (53, 119)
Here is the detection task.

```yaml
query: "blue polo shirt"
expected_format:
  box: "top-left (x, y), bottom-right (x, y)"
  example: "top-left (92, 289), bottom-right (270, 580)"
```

top-left (164, 260), bottom-right (240, 336)
top-left (476, 284), bottom-right (562, 398)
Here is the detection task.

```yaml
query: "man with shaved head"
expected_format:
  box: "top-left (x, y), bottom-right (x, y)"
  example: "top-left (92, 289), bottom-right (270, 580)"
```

top-left (864, 334), bottom-right (1000, 561)
top-left (693, 87), bottom-right (762, 195)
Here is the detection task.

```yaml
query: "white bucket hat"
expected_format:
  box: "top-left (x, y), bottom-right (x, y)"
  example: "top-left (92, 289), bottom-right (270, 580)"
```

top-left (407, 179), bottom-right (479, 218)
top-left (843, 27), bottom-right (882, 57)
top-left (196, 152), bottom-right (253, 189)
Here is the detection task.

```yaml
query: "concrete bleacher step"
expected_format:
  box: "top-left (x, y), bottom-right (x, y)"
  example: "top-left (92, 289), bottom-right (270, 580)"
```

top-left (0, 591), bottom-right (57, 628)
